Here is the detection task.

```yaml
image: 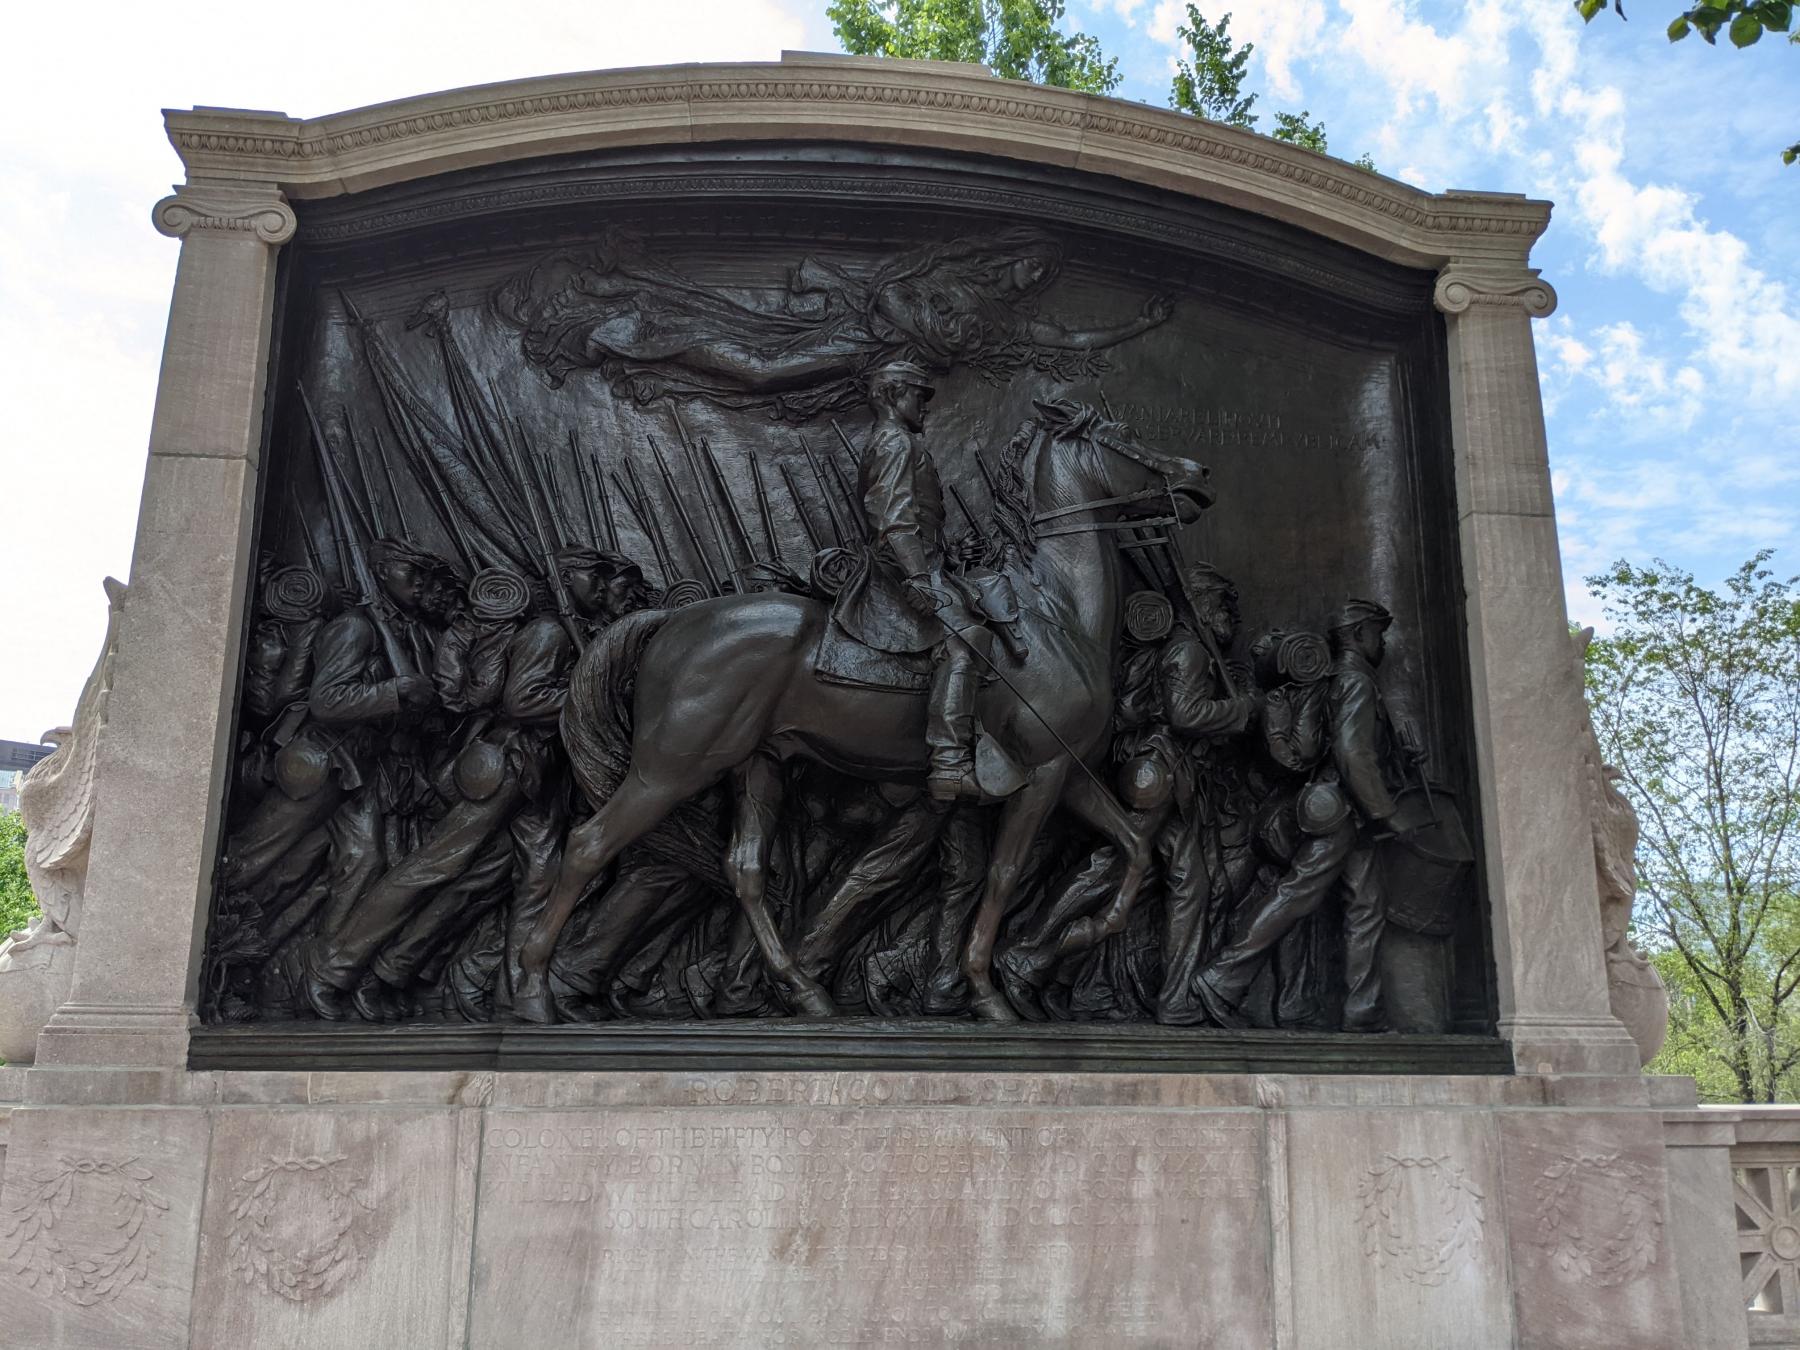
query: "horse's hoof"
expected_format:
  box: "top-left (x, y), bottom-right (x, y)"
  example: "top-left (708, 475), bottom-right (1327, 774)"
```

top-left (968, 981), bottom-right (1020, 1022)
top-left (994, 951), bottom-right (1049, 1023)
top-left (513, 975), bottom-right (558, 1025)
top-left (791, 983), bottom-right (838, 1018)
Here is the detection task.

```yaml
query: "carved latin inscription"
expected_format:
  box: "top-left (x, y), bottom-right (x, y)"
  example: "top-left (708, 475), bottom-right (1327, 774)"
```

top-left (0, 1156), bottom-right (170, 1305)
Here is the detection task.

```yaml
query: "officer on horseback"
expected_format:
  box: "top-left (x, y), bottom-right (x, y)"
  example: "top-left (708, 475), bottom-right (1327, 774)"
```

top-left (832, 359), bottom-right (1017, 803)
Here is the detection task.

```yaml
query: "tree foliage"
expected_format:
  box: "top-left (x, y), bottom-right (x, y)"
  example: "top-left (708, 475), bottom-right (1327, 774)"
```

top-left (1584, 553), bottom-right (1800, 1102)
top-left (0, 811), bottom-right (40, 940)
top-left (1576, 0), bottom-right (1798, 163)
top-left (1271, 109), bottom-right (1329, 152)
top-left (1170, 6), bottom-right (1258, 125)
top-left (829, 0), bottom-right (1120, 94)
top-left (1167, 9), bottom-right (1376, 168)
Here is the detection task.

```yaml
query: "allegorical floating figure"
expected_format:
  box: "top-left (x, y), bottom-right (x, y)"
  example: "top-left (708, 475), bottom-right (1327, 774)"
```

top-left (494, 226), bottom-right (1173, 420)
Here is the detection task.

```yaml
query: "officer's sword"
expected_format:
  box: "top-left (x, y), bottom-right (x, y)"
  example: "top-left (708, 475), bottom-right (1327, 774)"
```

top-left (935, 614), bottom-right (1115, 803)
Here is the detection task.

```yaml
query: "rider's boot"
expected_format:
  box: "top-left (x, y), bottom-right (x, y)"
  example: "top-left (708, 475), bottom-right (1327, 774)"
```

top-left (925, 638), bottom-right (982, 802)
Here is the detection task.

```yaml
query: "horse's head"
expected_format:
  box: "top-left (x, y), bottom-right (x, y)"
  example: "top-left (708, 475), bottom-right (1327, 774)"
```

top-left (1031, 400), bottom-right (1215, 524)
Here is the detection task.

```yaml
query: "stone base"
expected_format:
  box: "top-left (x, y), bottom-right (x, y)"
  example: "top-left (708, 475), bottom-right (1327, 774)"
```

top-left (0, 1069), bottom-right (1727, 1349)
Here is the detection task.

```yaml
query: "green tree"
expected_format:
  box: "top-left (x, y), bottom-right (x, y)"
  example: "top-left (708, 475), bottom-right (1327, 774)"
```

top-left (0, 810), bottom-right (40, 939)
top-left (1169, 6), bottom-right (1258, 125)
top-left (1576, 1), bottom-right (1798, 163)
top-left (1167, 9), bottom-right (1377, 168)
top-left (1584, 552), bottom-right (1800, 1102)
top-left (1270, 109), bottom-right (1329, 152)
top-left (829, 0), bottom-right (1120, 93)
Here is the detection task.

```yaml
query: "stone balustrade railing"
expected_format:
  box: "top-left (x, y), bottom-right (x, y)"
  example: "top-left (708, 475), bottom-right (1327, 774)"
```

top-left (1721, 1106), bottom-right (1800, 1347)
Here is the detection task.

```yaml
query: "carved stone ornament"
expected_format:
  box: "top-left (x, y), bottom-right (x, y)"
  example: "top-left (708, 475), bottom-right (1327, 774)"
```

top-left (1355, 1153), bottom-right (1487, 1286)
top-left (152, 185), bottom-right (296, 244)
top-left (0, 1156), bottom-right (170, 1306)
top-left (1532, 1150), bottom-right (1662, 1287)
top-left (0, 577), bottom-right (127, 1065)
top-left (1432, 265), bottom-right (1558, 319)
top-left (224, 1154), bottom-right (375, 1303)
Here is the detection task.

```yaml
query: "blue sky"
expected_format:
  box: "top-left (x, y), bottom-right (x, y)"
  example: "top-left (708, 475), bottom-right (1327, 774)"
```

top-left (0, 0), bottom-right (1793, 738)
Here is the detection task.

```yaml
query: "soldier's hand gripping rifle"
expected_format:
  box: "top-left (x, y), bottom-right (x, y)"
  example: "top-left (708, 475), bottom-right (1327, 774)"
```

top-left (298, 383), bottom-right (416, 680)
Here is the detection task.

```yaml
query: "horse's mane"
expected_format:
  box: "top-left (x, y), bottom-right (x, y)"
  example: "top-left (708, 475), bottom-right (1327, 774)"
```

top-left (986, 418), bottom-right (1040, 565)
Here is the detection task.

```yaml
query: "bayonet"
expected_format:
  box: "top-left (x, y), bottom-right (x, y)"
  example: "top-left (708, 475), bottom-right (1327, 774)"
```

top-left (611, 466), bottom-right (677, 587)
top-left (796, 435), bottom-right (850, 548)
top-left (701, 437), bottom-right (759, 564)
top-left (297, 382), bottom-right (414, 678)
top-left (569, 431), bottom-right (605, 550)
top-left (647, 437), bottom-right (724, 594)
top-left (677, 433), bottom-right (746, 582)
top-left (591, 454), bottom-right (620, 551)
top-left (749, 454), bottom-right (782, 566)
top-left (827, 420), bottom-right (870, 541)
top-left (778, 463), bottom-right (823, 554)
top-left (497, 411), bottom-right (583, 649)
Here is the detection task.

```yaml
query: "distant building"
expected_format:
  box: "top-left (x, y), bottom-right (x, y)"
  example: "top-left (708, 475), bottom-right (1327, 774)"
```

top-left (0, 741), bottom-right (55, 814)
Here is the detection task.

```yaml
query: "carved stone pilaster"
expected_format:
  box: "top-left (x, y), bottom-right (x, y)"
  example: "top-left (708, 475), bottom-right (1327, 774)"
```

top-left (1436, 257), bottom-right (1639, 1076)
top-left (1433, 266), bottom-right (1558, 319)
top-left (152, 183), bottom-right (295, 244)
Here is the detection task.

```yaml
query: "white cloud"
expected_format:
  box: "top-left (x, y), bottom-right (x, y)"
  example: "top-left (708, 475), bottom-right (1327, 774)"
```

top-left (0, 0), bottom-right (824, 739)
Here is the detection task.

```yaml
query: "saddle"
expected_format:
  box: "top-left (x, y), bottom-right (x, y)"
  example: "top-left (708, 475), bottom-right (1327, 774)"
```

top-left (814, 619), bottom-right (934, 693)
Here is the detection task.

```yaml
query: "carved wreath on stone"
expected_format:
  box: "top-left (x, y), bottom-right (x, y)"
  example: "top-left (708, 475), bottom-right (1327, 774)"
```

top-left (1533, 1150), bottom-right (1662, 1286)
top-left (225, 1154), bottom-right (375, 1303)
top-left (0, 1155), bottom-right (169, 1305)
top-left (1356, 1153), bottom-right (1486, 1287)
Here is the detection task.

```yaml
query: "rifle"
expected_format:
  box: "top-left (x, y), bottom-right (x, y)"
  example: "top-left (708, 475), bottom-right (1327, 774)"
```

top-left (1164, 532), bottom-right (1239, 699)
top-left (611, 467), bottom-right (677, 587)
top-left (297, 383), bottom-right (415, 679)
top-left (826, 420), bottom-right (869, 541)
top-left (797, 435), bottom-right (851, 548)
top-left (497, 416), bottom-right (583, 650)
top-left (778, 463), bottom-right (824, 554)
top-left (749, 454), bottom-right (783, 566)
top-left (648, 436), bottom-right (725, 595)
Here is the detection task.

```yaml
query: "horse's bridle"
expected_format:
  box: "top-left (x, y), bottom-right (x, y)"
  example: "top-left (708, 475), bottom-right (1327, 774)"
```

top-left (1029, 425), bottom-right (1187, 539)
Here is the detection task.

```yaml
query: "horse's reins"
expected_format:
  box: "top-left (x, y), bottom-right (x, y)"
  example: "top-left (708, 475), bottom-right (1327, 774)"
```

top-left (1026, 424), bottom-right (1238, 698)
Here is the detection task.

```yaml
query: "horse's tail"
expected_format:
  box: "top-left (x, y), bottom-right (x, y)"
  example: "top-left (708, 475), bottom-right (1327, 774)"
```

top-left (560, 608), bottom-right (674, 809)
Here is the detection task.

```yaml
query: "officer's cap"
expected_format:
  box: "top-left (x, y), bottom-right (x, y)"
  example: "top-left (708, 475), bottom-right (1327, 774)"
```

top-left (1330, 597), bottom-right (1392, 633)
top-left (870, 359), bottom-right (936, 391)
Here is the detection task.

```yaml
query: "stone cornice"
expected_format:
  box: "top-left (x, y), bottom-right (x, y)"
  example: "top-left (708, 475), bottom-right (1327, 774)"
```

top-left (1433, 264), bottom-right (1558, 319)
top-left (152, 183), bottom-right (296, 244)
top-left (162, 53), bottom-right (1550, 272)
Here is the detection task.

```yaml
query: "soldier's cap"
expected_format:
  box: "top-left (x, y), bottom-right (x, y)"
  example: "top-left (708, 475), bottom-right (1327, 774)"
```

top-left (1181, 561), bottom-right (1237, 598)
top-left (555, 545), bottom-right (643, 582)
top-left (1330, 598), bottom-right (1392, 632)
top-left (869, 359), bottom-right (937, 391)
top-left (370, 538), bottom-right (461, 588)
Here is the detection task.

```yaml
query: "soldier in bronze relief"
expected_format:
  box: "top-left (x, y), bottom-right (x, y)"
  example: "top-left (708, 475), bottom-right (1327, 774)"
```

top-left (1194, 600), bottom-right (1422, 1031)
top-left (832, 361), bottom-right (1019, 803)
top-left (200, 211), bottom-right (1476, 1042)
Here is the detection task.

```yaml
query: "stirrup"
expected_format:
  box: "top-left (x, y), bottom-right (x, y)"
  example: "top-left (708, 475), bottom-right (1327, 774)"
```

top-left (927, 761), bottom-right (982, 803)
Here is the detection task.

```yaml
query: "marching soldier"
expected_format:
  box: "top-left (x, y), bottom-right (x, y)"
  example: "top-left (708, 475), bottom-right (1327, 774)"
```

top-left (300, 548), bottom-right (649, 1018)
top-left (1195, 598), bottom-right (1419, 1031)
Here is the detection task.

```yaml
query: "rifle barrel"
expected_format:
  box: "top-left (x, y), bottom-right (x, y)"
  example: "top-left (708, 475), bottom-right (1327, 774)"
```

top-left (610, 467), bottom-right (676, 586)
top-left (778, 463), bottom-right (823, 554)
top-left (798, 436), bottom-right (851, 548)
top-left (647, 438), bottom-right (724, 594)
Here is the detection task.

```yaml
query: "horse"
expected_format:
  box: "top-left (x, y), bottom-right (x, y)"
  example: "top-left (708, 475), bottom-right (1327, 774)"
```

top-left (512, 400), bottom-right (1216, 1023)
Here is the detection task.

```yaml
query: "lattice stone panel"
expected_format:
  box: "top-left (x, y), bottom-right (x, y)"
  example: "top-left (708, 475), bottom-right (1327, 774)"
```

top-left (1736, 1161), bottom-right (1800, 1345)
